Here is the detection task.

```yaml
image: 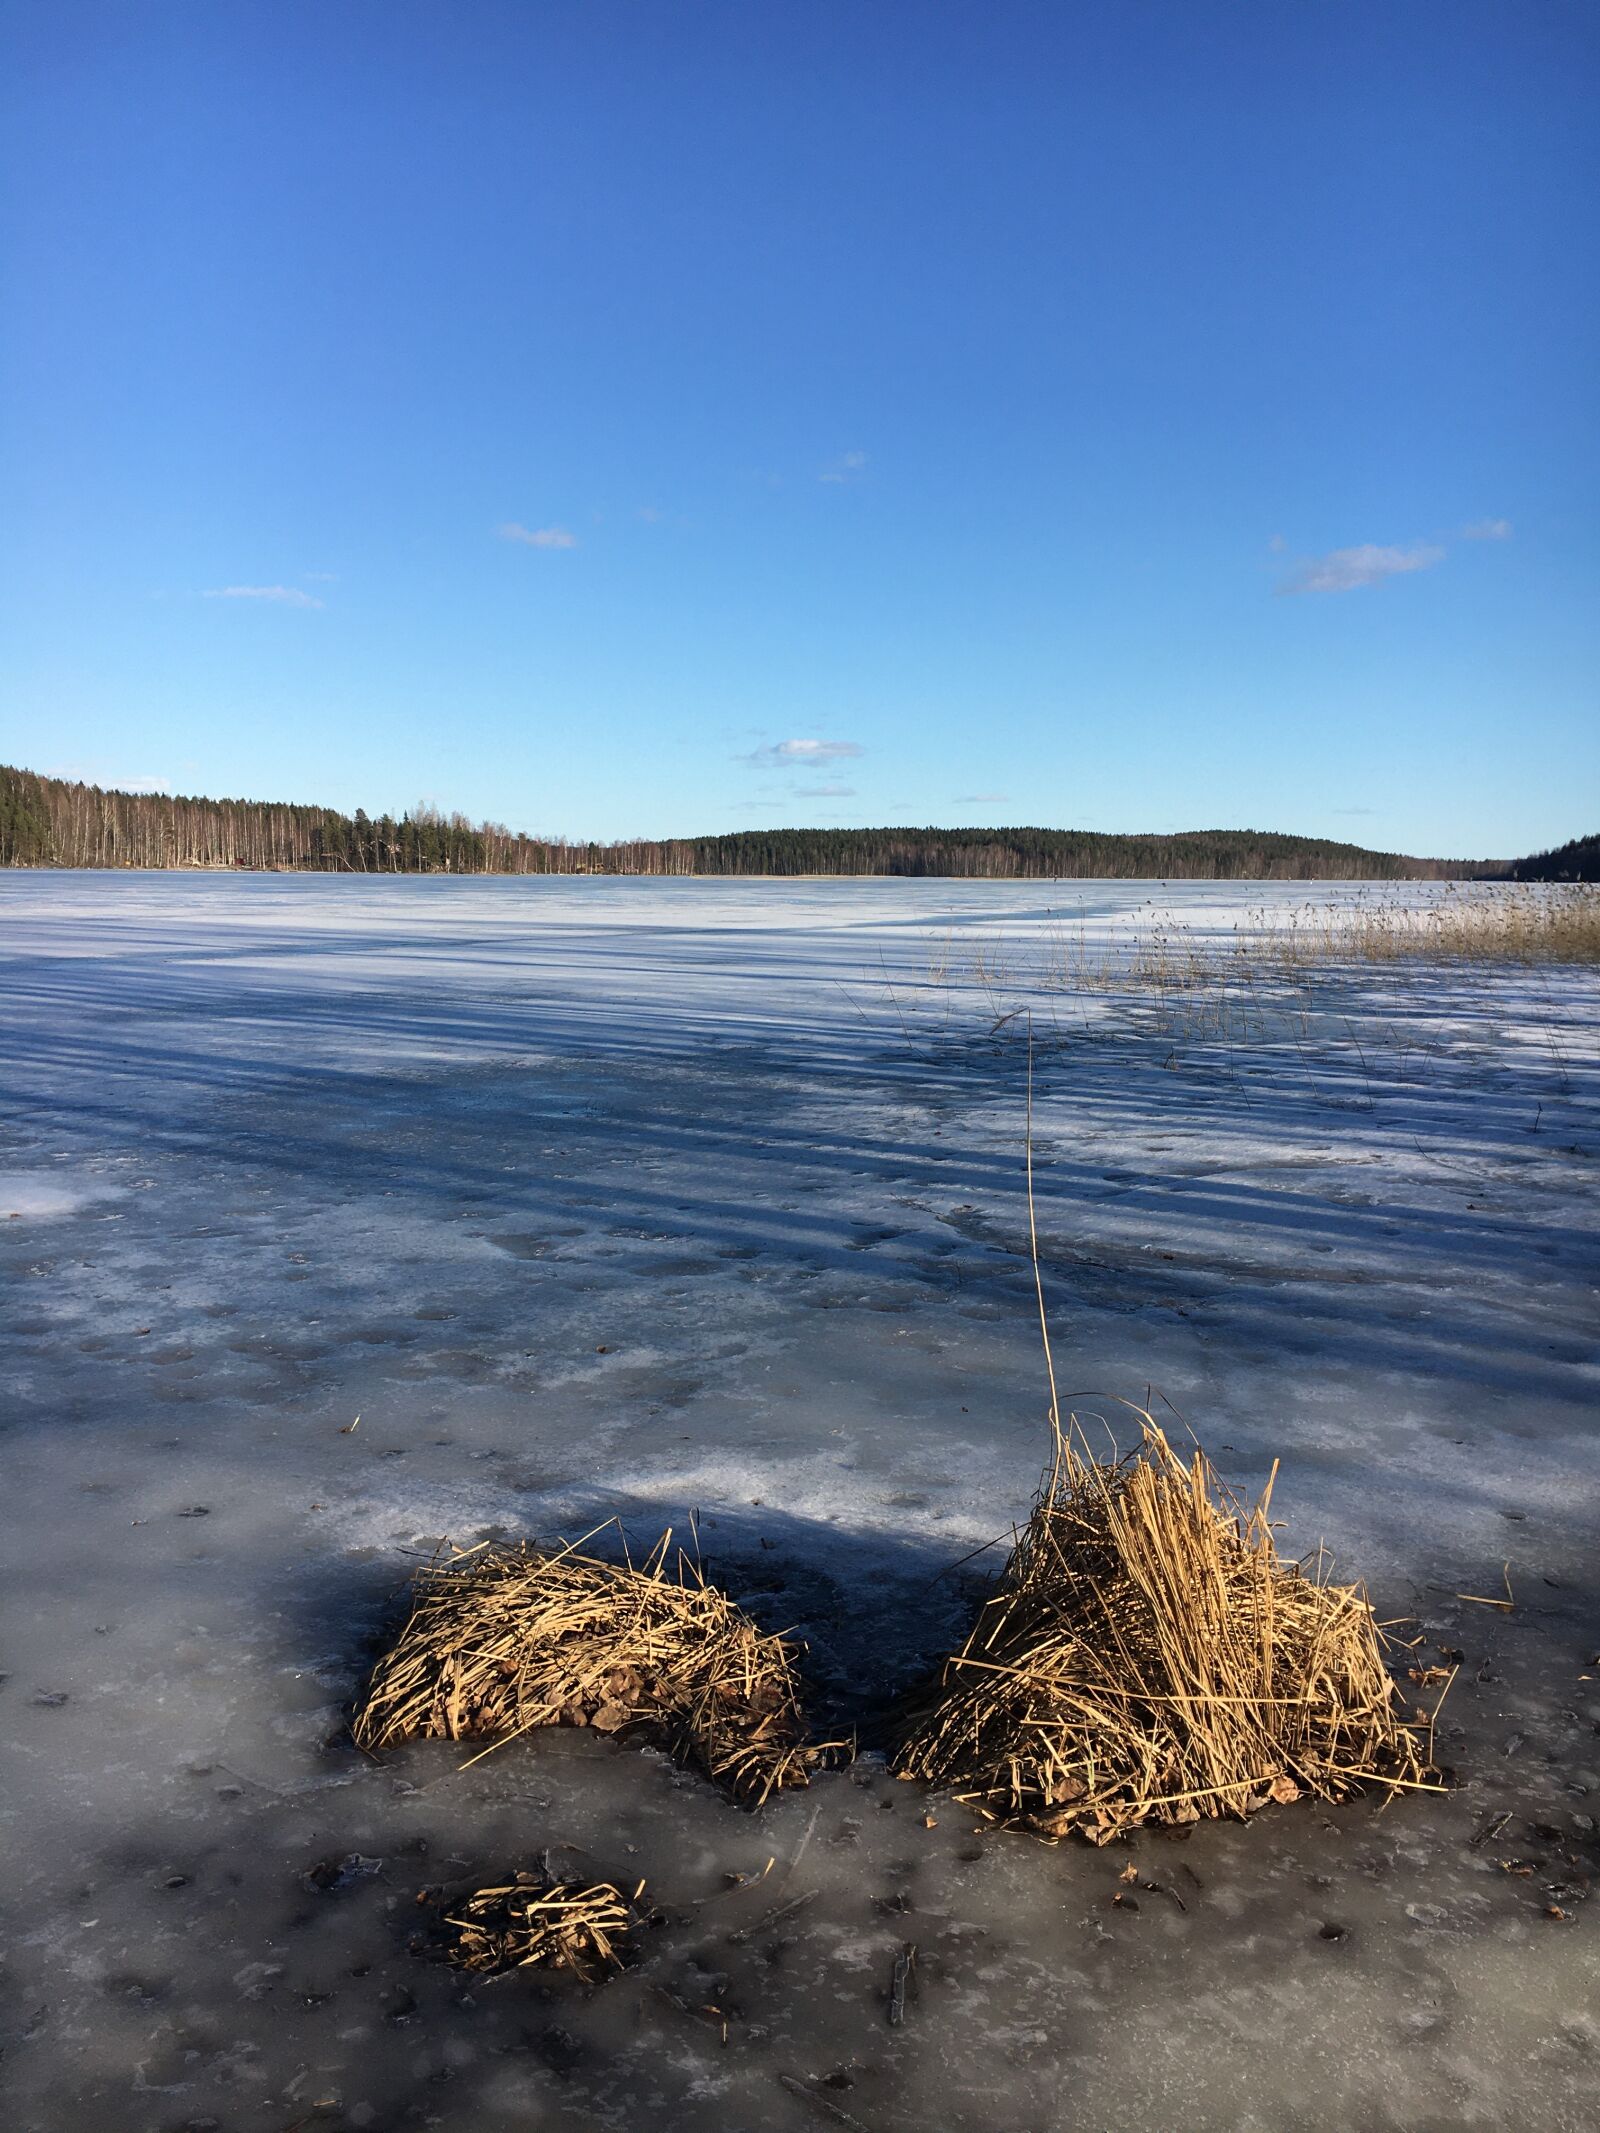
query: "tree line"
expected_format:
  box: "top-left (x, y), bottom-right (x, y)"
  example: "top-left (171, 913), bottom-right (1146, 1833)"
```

top-left (0, 763), bottom-right (1512, 879)
top-left (1508, 832), bottom-right (1600, 882)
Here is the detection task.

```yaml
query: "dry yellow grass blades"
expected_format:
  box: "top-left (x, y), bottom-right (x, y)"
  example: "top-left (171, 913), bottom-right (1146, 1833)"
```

top-left (441, 1871), bottom-right (649, 1980)
top-left (351, 1531), bottom-right (817, 1802)
top-left (896, 1420), bottom-right (1435, 1843)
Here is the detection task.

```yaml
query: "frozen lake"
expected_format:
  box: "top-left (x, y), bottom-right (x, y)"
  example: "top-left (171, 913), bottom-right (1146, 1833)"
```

top-left (3, 872), bottom-right (1598, 2130)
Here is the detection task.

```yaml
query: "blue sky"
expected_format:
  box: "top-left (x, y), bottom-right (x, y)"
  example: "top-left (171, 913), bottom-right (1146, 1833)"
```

top-left (2, 2), bottom-right (1595, 858)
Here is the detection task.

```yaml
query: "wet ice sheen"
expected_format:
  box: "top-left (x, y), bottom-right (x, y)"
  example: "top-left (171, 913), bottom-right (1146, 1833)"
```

top-left (2, 872), bottom-right (1598, 2131)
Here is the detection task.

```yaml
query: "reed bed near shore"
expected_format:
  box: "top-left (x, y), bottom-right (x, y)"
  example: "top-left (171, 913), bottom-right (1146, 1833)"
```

top-left (1234, 882), bottom-right (1600, 972)
top-left (1100, 878), bottom-right (1595, 985)
top-left (906, 884), bottom-right (1597, 1058)
top-left (935, 883), bottom-right (1600, 1004)
top-left (439, 1870), bottom-right (650, 1980)
top-left (352, 1532), bottom-right (818, 1803)
top-left (896, 1419), bottom-right (1435, 1843)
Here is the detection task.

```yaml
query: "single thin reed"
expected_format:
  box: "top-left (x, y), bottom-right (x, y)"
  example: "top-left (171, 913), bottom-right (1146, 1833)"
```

top-left (352, 1532), bottom-right (817, 1802)
top-left (441, 1870), bottom-right (648, 1980)
top-left (896, 1417), bottom-right (1434, 1843)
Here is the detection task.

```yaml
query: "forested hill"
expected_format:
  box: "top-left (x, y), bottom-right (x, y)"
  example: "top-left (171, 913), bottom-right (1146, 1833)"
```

top-left (1508, 832), bottom-right (1600, 882)
top-left (0, 763), bottom-right (1505, 879)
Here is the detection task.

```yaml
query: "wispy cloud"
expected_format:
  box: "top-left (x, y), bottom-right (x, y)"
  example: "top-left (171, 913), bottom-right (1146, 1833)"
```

top-left (801, 783), bottom-right (856, 798)
top-left (1462, 517), bottom-right (1512, 540)
top-left (203, 585), bottom-right (324, 609)
top-left (1279, 542), bottom-right (1444, 595)
top-left (43, 763), bottom-right (172, 793)
top-left (819, 450), bottom-right (867, 485)
top-left (741, 737), bottom-right (865, 770)
top-left (955, 792), bottom-right (1010, 803)
top-left (498, 522), bottom-right (579, 549)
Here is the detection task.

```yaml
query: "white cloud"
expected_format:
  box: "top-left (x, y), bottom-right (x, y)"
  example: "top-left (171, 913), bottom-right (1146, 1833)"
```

top-left (955, 792), bottom-right (1010, 803)
top-left (779, 738), bottom-right (862, 759)
top-left (819, 450), bottom-right (867, 484)
top-left (1279, 542), bottom-right (1445, 595)
top-left (203, 585), bottom-right (324, 608)
top-left (42, 763), bottom-right (172, 793)
top-left (1463, 517), bottom-right (1512, 540)
top-left (742, 737), bottom-right (865, 769)
top-left (498, 522), bottom-right (579, 549)
top-left (802, 783), bottom-right (857, 798)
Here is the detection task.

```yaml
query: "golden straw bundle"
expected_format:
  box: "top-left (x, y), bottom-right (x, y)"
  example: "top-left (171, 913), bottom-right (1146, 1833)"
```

top-left (352, 1531), bottom-right (816, 1802)
top-left (896, 1421), bottom-right (1434, 1843)
top-left (441, 1870), bottom-right (649, 1980)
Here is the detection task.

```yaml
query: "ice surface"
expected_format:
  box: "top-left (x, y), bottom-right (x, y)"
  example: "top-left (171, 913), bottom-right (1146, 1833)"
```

top-left (2, 872), bottom-right (1597, 2131)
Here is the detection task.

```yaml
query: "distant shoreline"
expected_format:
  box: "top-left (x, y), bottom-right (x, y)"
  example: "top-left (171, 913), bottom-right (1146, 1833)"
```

top-left (5, 762), bottom-right (1552, 880)
top-left (0, 862), bottom-right (1518, 884)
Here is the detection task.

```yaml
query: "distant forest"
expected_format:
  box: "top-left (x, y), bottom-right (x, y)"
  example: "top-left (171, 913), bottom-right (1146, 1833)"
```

top-left (1507, 831), bottom-right (1600, 883)
top-left (0, 762), bottom-right (1559, 880)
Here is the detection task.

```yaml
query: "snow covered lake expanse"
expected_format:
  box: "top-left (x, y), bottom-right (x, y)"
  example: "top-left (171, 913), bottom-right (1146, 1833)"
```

top-left (3, 871), bottom-right (1598, 2131)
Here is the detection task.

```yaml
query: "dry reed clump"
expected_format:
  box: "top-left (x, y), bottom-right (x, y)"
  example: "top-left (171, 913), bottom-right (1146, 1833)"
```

top-left (352, 1532), bottom-right (817, 1803)
top-left (440, 1870), bottom-right (650, 1980)
top-left (993, 884), bottom-right (1600, 1003)
top-left (1242, 882), bottom-right (1600, 970)
top-left (896, 1421), bottom-right (1436, 1843)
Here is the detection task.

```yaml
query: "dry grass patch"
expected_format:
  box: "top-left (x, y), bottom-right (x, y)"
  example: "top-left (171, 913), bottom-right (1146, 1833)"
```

top-left (1243, 882), bottom-right (1600, 970)
top-left (352, 1532), bottom-right (819, 1802)
top-left (439, 1870), bottom-right (650, 1980)
top-left (896, 1421), bottom-right (1436, 1843)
